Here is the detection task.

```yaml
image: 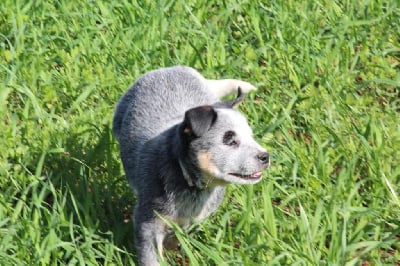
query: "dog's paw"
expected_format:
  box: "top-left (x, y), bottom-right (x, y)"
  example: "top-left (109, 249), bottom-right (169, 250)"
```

top-left (234, 80), bottom-right (257, 93)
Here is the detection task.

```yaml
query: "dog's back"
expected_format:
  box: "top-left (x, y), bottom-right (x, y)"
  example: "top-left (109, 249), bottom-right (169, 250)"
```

top-left (112, 66), bottom-right (218, 185)
top-left (113, 66), bottom-right (214, 141)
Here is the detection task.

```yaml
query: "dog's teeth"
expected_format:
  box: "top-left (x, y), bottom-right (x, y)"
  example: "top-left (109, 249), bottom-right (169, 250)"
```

top-left (250, 172), bottom-right (262, 179)
top-left (230, 172), bottom-right (262, 180)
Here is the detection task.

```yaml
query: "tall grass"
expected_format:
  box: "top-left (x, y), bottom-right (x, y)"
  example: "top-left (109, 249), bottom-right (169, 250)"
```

top-left (1, 0), bottom-right (399, 265)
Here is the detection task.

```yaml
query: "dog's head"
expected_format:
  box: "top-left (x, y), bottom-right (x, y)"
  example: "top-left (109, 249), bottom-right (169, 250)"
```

top-left (179, 89), bottom-right (269, 187)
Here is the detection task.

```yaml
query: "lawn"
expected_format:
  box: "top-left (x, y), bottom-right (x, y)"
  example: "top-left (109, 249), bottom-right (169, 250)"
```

top-left (1, 0), bottom-right (399, 265)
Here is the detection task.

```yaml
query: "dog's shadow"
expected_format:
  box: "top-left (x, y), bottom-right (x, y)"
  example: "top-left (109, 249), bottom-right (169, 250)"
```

top-left (47, 123), bottom-right (136, 255)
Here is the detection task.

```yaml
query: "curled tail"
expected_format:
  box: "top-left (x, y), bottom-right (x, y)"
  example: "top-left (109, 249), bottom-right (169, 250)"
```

top-left (205, 79), bottom-right (257, 99)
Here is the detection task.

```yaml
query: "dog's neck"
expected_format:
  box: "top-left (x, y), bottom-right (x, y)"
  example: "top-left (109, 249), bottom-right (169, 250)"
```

top-left (178, 159), bottom-right (194, 187)
top-left (178, 158), bottom-right (209, 190)
top-left (173, 124), bottom-right (208, 190)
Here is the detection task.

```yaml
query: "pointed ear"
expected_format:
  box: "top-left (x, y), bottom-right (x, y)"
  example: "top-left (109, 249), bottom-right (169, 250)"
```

top-left (213, 87), bottom-right (244, 109)
top-left (182, 106), bottom-right (217, 138)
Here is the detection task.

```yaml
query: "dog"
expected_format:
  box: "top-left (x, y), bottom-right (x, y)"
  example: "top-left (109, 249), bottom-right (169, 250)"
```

top-left (112, 66), bottom-right (269, 266)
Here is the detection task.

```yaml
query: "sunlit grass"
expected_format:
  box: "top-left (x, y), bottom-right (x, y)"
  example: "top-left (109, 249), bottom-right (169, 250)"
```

top-left (1, 0), bottom-right (399, 265)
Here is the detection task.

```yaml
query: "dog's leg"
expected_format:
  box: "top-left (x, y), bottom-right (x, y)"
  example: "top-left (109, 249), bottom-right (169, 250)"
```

top-left (134, 211), bottom-right (167, 266)
top-left (155, 228), bottom-right (165, 260)
top-left (206, 79), bottom-right (257, 99)
top-left (134, 221), bottom-right (161, 266)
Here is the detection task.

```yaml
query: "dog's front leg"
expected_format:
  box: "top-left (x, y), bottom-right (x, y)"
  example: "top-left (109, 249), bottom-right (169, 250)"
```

top-left (134, 218), bottom-right (166, 266)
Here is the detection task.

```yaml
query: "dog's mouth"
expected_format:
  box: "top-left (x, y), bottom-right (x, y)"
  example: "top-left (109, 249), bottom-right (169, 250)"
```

top-left (229, 171), bottom-right (262, 180)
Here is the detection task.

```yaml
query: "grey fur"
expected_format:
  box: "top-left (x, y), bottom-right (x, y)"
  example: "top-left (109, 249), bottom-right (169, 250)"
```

top-left (113, 66), bottom-right (269, 266)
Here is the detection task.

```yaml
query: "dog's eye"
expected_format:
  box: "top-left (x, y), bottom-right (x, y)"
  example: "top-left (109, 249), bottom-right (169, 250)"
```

top-left (223, 131), bottom-right (239, 146)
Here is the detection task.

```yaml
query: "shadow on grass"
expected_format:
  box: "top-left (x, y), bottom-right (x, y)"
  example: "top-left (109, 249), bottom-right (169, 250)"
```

top-left (44, 123), bottom-right (136, 255)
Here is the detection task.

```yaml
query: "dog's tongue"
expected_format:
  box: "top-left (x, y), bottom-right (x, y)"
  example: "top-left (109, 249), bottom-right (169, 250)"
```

top-left (250, 171), bottom-right (262, 179)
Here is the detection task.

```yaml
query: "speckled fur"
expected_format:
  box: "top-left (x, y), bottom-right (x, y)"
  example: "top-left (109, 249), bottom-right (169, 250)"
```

top-left (113, 66), bottom-right (269, 266)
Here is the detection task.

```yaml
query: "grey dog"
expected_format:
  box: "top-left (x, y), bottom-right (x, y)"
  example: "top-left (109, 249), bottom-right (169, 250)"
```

top-left (113, 66), bottom-right (269, 266)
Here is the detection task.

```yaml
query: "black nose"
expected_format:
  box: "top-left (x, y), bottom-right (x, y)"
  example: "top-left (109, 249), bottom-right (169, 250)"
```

top-left (257, 152), bottom-right (270, 165)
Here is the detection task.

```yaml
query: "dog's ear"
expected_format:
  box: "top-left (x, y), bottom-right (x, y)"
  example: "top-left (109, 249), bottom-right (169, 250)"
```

top-left (182, 106), bottom-right (217, 138)
top-left (213, 87), bottom-right (244, 109)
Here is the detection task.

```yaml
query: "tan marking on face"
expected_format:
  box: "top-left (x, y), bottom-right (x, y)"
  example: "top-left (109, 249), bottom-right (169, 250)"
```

top-left (197, 151), bottom-right (228, 187)
top-left (197, 151), bottom-right (217, 174)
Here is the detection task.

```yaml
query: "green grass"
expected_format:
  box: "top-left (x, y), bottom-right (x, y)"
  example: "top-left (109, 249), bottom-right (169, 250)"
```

top-left (1, 0), bottom-right (399, 265)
